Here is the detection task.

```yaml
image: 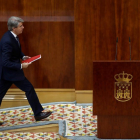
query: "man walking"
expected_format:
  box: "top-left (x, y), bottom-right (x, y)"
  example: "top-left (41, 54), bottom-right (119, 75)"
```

top-left (0, 16), bottom-right (52, 125)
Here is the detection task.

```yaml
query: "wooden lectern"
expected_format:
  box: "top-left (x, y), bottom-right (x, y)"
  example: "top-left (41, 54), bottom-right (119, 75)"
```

top-left (93, 61), bottom-right (140, 139)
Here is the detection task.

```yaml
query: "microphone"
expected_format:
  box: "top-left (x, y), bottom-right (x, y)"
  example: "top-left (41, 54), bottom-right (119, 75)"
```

top-left (115, 37), bottom-right (118, 60)
top-left (129, 37), bottom-right (131, 60)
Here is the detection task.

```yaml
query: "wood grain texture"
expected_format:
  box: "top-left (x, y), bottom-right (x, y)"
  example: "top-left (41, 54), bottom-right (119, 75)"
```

top-left (94, 61), bottom-right (140, 138)
top-left (75, 0), bottom-right (140, 90)
top-left (1, 89), bottom-right (75, 108)
top-left (0, 21), bottom-right (75, 88)
top-left (0, 0), bottom-right (74, 17)
top-left (93, 61), bottom-right (140, 116)
top-left (75, 0), bottom-right (95, 90)
top-left (95, 0), bottom-right (140, 60)
top-left (0, 0), bottom-right (74, 88)
top-left (95, 0), bottom-right (116, 60)
top-left (115, 0), bottom-right (140, 60)
top-left (21, 22), bottom-right (75, 88)
top-left (1, 0), bottom-right (140, 90)
top-left (98, 115), bottom-right (140, 139)
top-left (75, 0), bottom-right (116, 90)
top-left (0, 22), bottom-right (7, 39)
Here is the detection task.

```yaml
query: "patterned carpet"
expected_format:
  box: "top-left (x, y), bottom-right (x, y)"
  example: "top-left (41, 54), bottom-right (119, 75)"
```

top-left (0, 132), bottom-right (60, 140)
top-left (0, 102), bottom-right (97, 139)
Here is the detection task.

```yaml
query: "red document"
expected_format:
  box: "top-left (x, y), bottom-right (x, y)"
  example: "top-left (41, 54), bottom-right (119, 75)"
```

top-left (22, 54), bottom-right (41, 63)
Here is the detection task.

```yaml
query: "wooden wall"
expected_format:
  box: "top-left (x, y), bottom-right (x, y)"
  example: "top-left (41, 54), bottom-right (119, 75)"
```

top-left (75, 0), bottom-right (140, 90)
top-left (0, 0), bottom-right (75, 88)
top-left (0, 0), bottom-right (140, 90)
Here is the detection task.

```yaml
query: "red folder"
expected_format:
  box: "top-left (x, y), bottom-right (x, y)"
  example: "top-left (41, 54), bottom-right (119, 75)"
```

top-left (22, 54), bottom-right (41, 63)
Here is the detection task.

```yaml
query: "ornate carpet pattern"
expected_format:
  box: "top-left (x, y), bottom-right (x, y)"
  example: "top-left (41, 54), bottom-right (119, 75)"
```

top-left (0, 102), bottom-right (97, 139)
top-left (0, 132), bottom-right (60, 140)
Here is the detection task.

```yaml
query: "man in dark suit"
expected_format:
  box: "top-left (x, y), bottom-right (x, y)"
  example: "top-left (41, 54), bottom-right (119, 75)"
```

top-left (0, 16), bottom-right (52, 125)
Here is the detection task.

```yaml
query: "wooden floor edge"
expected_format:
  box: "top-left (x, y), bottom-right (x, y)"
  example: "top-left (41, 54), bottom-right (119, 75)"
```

top-left (59, 135), bottom-right (72, 140)
top-left (3, 124), bottom-right (59, 132)
top-left (8, 88), bottom-right (75, 92)
top-left (1, 89), bottom-right (93, 108)
top-left (75, 90), bottom-right (93, 94)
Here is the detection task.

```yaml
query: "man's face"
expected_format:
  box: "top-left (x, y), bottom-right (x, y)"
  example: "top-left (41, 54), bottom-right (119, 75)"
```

top-left (12, 22), bottom-right (24, 35)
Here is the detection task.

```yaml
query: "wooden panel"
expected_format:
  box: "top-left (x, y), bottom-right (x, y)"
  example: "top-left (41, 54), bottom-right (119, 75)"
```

top-left (0, 0), bottom-right (74, 89)
top-left (115, 0), bottom-right (140, 60)
top-left (1, 89), bottom-right (93, 108)
top-left (0, 0), bottom-right (74, 17)
top-left (98, 115), bottom-right (140, 139)
top-left (94, 61), bottom-right (140, 138)
top-left (0, 21), bottom-right (75, 88)
top-left (1, 89), bottom-right (75, 108)
top-left (2, 0), bottom-right (140, 90)
top-left (22, 22), bottom-right (74, 88)
top-left (95, 0), bottom-right (116, 60)
top-left (0, 22), bottom-right (7, 39)
top-left (76, 90), bottom-right (93, 103)
top-left (95, 0), bottom-right (140, 60)
top-left (75, 0), bottom-right (140, 90)
top-left (75, 0), bottom-right (95, 90)
top-left (93, 61), bottom-right (140, 116)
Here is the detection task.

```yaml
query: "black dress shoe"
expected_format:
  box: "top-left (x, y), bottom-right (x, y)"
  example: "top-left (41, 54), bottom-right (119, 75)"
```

top-left (0, 122), bottom-right (3, 125)
top-left (34, 111), bottom-right (52, 121)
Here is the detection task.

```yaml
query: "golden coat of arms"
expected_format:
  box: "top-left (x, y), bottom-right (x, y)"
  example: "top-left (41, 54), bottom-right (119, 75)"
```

top-left (114, 71), bottom-right (133, 102)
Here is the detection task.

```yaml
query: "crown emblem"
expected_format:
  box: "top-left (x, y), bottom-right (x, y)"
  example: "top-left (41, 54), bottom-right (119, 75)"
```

top-left (114, 71), bottom-right (133, 83)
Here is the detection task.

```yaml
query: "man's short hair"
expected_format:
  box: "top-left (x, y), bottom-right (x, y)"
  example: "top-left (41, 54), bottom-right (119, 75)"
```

top-left (7, 16), bottom-right (24, 31)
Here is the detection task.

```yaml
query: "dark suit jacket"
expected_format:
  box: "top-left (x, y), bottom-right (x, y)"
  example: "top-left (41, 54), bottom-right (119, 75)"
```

top-left (0, 31), bottom-right (25, 81)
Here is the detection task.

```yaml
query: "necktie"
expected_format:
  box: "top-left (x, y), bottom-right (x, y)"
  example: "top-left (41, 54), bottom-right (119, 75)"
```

top-left (16, 36), bottom-right (20, 47)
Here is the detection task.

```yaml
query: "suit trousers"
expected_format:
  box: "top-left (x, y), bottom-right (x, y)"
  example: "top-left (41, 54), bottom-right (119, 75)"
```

top-left (0, 77), bottom-right (43, 116)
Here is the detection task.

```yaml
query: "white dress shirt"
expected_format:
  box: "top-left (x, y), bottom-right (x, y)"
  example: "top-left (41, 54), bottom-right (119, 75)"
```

top-left (10, 31), bottom-right (24, 69)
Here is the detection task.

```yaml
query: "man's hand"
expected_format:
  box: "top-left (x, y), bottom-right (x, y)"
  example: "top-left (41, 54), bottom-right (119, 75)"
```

top-left (23, 56), bottom-right (31, 60)
top-left (22, 63), bottom-right (31, 68)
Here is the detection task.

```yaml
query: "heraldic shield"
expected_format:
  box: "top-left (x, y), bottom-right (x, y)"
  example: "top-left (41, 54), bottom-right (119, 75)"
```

top-left (114, 71), bottom-right (133, 102)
